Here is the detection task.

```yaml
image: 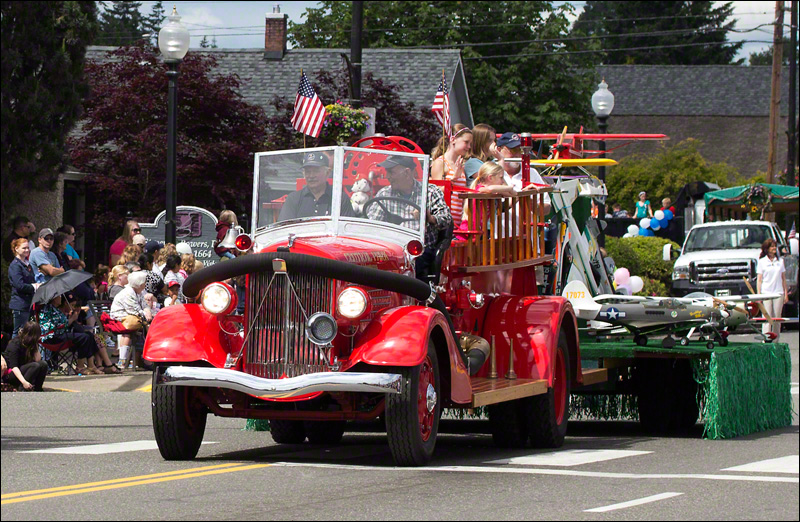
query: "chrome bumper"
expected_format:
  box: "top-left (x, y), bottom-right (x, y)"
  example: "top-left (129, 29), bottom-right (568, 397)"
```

top-left (156, 366), bottom-right (403, 399)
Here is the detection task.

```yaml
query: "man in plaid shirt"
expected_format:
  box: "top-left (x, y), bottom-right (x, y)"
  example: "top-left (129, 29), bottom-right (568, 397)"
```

top-left (367, 155), bottom-right (452, 281)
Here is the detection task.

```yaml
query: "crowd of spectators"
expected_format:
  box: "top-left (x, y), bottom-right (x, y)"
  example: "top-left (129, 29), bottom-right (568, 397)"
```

top-left (2, 216), bottom-right (209, 390)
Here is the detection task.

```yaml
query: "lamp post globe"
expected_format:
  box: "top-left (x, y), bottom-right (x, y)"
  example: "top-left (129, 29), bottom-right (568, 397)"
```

top-left (592, 79), bottom-right (615, 248)
top-left (158, 7), bottom-right (190, 245)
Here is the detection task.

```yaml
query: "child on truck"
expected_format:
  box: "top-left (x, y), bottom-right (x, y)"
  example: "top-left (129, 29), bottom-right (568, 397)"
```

top-left (455, 162), bottom-right (515, 240)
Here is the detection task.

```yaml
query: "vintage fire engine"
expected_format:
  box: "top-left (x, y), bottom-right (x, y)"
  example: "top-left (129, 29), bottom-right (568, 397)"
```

top-left (145, 136), bottom-right (604, 466)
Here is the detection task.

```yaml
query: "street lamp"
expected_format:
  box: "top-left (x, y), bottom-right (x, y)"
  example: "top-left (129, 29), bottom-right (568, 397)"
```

top-left (158, 6), bottom-right (190, 245)
top-left (591, 79), bottom-right (615, 247)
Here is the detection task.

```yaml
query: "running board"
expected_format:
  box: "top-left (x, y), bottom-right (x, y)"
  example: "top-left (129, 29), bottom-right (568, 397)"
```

top-left (470, 378), bottom-right (547, 407)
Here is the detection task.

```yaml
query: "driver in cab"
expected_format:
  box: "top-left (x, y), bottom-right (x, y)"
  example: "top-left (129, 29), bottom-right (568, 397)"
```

top-left (278, 152), bottom-right (355, 221)
top-left (367, 155), bottom-right (452, 279)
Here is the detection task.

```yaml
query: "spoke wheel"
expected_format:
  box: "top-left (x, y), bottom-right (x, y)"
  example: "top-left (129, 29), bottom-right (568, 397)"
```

top-left (152, 367), bottom-right (208, 460)
top-left (529, 331), bottom-right (571, 448)
top-left (386, 340), bottom-right (440, 466)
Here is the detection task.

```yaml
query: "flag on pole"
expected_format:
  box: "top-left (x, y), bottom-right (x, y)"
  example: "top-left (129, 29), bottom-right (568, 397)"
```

top-left (789, 221), bottom-right (796, 239)
top-left (291, 72), bottom-right (327, 138)
top-left (432, 73), bottom-right (450, 137)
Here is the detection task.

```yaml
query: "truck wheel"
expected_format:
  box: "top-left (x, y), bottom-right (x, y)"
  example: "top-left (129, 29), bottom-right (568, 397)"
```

top-left (488, 399), bottom-right (531, 448)
top-left (529, 331), bottom-right (571, 448)
top-left (304, 421), bottom-right (346, 444)
top-left (152, 369), bottom-right (208, 460)
top-left (385, 340), bottom-right (440, 466)
top-left (269, 420), bottom-right (307, 444)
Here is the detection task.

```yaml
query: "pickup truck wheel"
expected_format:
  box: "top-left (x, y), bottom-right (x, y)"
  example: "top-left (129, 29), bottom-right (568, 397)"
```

top-left (385, 340), bottom-right (440, 466)
top-left (529, 331), bottom-right (571, 448)
top-left (152, 369), bottom-right (208, 460)
top-left (304, 421), bottom-right (345, 444)
top-left (269, 420), bottom-right (307, 444)
top-left (488, 399), bottom-right (531, 448)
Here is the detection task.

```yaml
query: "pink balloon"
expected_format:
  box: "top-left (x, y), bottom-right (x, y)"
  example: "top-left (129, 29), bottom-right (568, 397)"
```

top-left (614, 267), bottom-right (630, 285)
top-left (617, 284), bottom-right (632, 296)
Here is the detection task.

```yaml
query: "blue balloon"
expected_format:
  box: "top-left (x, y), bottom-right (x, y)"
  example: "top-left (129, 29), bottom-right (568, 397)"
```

top-left (659, 218), bottom-right (669, 229)
top-left (642, 229), bottom-right (655, 237)
top-left (663, 209), bottom-right (674, 220)
top-left (650, 220), bottom-right (661, 230)
top-left (638, 227), bottom-right (648, 236)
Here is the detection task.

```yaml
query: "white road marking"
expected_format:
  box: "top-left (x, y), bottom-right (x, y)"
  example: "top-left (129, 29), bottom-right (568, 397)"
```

top-left (489, 449), bottom-right (651, 467)
top-left (21, 440), bottom-right (217, 455)
top-left (271, 462), bottom-right (798, 484)
top-left (584, 492), bottom-right (684, 513)
top-left (791, 385), bottom-right (798, 396)
top-left (722, 456), bottom-right (799, 474)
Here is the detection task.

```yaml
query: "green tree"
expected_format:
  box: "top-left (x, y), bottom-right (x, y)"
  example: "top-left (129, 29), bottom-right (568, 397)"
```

top-left (199, 35), bottom-right (210, 48)
top-left (289, 1), bottom-right (598, 134)
top-left (605, 139), bottom-right (741, 214)
top-left (68, 43), bottom-right (269, 229)
top-left (95, 0), bottom-right (144, 46)
top-left (142, 0), bottom-right (165, 45)
top-left (574, 1), bottom-right (744, 65)
top-left (1, 1), bottom-right (99, 228)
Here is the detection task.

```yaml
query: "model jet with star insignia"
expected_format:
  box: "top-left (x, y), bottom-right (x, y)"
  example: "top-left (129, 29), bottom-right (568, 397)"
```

top-left (561, 280), bottom-right (780, 349)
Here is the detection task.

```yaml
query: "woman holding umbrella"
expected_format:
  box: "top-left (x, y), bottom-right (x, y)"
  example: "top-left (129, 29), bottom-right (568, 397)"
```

top-left (8, 238), bottom-right (41, 336)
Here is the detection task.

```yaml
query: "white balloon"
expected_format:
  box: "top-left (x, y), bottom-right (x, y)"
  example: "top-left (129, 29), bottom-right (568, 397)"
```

top-left (629, 275), bottom-right (644, 293)
top-left (622, 233), bottom-right (632, 238)
top-left (627, 224), bottom-right (639, 235)
top-left (639, 218), bottom-right (651, 229)
top-left (654, 210), bottom-right (665, 221)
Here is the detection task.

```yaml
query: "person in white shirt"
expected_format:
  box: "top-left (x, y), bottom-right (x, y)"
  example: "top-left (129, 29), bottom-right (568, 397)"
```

top-left (110, 271), bottom-right (152, 370)
top-left (756, 239), bottom-right (788, 340)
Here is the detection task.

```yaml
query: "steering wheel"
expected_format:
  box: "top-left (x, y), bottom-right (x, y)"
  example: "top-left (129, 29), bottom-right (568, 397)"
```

top-left (363, 196), bottom-right (421, 225)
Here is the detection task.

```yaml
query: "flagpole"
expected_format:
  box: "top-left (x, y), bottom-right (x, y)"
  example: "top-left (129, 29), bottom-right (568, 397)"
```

top-left (440, 69), bottom-right (446, 162)
top-left (301, 68), bottom-right (306, 149)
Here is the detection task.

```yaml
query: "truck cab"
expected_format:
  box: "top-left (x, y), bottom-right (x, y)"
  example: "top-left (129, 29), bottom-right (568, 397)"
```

top-left (670, 220), bottom-right (798, 299)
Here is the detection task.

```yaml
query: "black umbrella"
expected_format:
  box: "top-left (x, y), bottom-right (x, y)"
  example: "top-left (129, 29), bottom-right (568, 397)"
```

top-left (32, 270), bottom-right (93, 305)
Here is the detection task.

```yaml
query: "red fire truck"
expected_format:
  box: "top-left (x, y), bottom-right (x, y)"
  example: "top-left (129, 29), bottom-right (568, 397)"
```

top-left (145, 137), bottom-right (605, 466)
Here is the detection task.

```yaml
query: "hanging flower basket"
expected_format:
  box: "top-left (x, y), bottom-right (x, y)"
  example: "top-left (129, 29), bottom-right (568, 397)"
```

top-left (739, 183), bottom-right (774, 219)
top-left (318, 102), bottom-right (370, 146)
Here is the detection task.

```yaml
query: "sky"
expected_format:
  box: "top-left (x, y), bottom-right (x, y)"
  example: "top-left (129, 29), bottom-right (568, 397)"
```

top-left (134, 1), bottom-right (782, 63)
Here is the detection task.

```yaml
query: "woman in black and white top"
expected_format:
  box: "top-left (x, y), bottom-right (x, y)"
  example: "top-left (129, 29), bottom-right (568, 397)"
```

top-left (756, 239), bottom-right (788, 341)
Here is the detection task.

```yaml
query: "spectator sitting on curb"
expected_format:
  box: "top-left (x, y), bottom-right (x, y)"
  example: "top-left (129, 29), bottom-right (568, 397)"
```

top-left (2, 322), bottom-right (48, 391)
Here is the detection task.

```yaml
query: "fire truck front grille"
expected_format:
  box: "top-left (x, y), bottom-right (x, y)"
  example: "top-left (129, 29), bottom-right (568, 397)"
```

top-left (244, 271), bottom-right (334, 379)
top-left (692, 260), bottom-right (751, 284)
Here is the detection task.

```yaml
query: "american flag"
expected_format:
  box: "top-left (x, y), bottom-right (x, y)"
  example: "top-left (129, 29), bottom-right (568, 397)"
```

top-left (789, 221), bottom-right (796, 239)
top-left (291, 72), bottom-right (326, 138)
top-left (432, 73), bottom-right (450, 137)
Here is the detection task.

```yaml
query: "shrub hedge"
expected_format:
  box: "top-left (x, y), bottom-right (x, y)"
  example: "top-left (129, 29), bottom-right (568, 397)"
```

top-left (605, 236), bottom-right (679, 296)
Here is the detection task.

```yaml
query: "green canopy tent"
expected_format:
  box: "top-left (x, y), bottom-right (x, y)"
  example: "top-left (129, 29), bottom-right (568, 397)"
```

top-left (704, 183), bottom-right (799, 221)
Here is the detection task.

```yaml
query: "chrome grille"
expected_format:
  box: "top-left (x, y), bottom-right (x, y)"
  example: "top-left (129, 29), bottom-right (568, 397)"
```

top-left (692, 260), bottom-right (751, 284)
top-left (245, 271), bottom-right (334, 378)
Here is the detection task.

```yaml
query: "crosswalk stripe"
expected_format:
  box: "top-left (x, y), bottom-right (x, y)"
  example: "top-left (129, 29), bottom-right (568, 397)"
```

top-left (584, 492), bottom-right (684, 512)
top-left (20, 440), bottom-right (217, 455)
top-left (489, 449), bottom-right (652, 466)
top-left (722, 456), bottom-right (799, 474)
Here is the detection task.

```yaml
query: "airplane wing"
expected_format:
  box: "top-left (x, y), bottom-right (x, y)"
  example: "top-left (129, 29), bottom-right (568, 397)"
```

top-left (714, 293), bottom-right (783, 304)
top-left (530, 158), bottom-right (618, 167)
top-left (527, 133), bottom-right (669, 141)
top-left (562, 280), bottom-right (601, 319)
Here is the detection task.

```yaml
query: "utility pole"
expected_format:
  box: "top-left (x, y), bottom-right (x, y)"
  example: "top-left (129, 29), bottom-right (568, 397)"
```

top-left (787, 0), bottom-right (798, 187)
top-left (350, 1), bottom-right (363, 109)
top-left (767, 1), bottom-right (785, 184)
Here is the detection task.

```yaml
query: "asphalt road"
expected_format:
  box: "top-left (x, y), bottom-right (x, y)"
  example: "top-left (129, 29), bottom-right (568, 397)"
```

top-left (2, 332), bottom-right (798, 520)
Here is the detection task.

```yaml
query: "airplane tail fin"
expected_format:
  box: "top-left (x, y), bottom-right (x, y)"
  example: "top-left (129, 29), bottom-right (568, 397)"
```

top-left (562, 280), bottom-right (601, 319)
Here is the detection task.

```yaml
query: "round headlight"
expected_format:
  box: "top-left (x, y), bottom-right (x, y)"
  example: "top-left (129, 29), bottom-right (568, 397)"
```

top-left (337, 287), bottom-right (368, 319)
top-left (307, 312), bottom-right (338, 346)
top-left (201, 283), bottom-right (235, 315)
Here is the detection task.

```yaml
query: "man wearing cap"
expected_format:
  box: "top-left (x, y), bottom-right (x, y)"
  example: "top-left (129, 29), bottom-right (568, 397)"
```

top-left (278, 152), bottom-right (355, 221)
top-left (144, 240), bottom-right (164, 256)
top-left (496, 132), bottom-right (551, 213)
top-left (367, 155), bottom-right (452, 281)
top-left (29, 228), bottom-right (65, 283)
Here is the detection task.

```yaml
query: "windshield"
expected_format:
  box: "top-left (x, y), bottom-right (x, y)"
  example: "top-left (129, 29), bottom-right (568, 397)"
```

top-left (684, 225), bottom-right (770, 252)
top-left (253, 147), bottom-right (428, 243)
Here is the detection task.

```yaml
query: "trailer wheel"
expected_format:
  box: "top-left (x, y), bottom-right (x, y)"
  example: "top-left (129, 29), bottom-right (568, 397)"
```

top-left (304, 421), bottom-right (346, 444)
top-left (385, 340), bottom-right (440, 466)
top-left (529, 331), bottom-right (571, 448)
top-left (152, 369), bottom-right (208, 460)
top-left (488, 399), bottom-right (531, 448)
top-left (269, 420), bottom-right (307, 444)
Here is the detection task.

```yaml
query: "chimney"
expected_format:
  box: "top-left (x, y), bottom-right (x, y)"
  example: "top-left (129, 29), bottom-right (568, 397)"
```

top-left (264, 4), bottom-right (288, 60)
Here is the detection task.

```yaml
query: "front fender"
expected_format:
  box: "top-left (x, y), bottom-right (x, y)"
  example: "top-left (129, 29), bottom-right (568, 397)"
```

top-left (342, 306), bottom-right (472, 404)
top-left (143, 304), bottom-right (238, 368)
top-left (481, 295), bottom-right (580, 386)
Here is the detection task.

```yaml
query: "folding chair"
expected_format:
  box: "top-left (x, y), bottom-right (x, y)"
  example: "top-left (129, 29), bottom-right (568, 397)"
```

top-left (93, 303), bottom-right (141, 369)
top-left (32, 304), bottom-right (77, 375)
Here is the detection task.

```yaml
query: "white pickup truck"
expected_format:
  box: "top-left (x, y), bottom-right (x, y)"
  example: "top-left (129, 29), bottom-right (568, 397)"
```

top-left (667, 220), bottom-right (798, 302)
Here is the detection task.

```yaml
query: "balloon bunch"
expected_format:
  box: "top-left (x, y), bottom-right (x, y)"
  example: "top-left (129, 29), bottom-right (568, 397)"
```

top-left (612, 267), bottom-right (644, 296)
top-left (622, 208), bottom-right (674, 238)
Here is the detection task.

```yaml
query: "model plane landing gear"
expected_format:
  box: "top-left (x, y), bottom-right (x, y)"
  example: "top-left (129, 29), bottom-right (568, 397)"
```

top-left (679, 337), bottom-right (690, 347)
top-left (661, 336), bottom-right (676, 349)
top-left (706, 341), bottom-right (715, 350)
top-left (634, 334), bottom-right (648, 347)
